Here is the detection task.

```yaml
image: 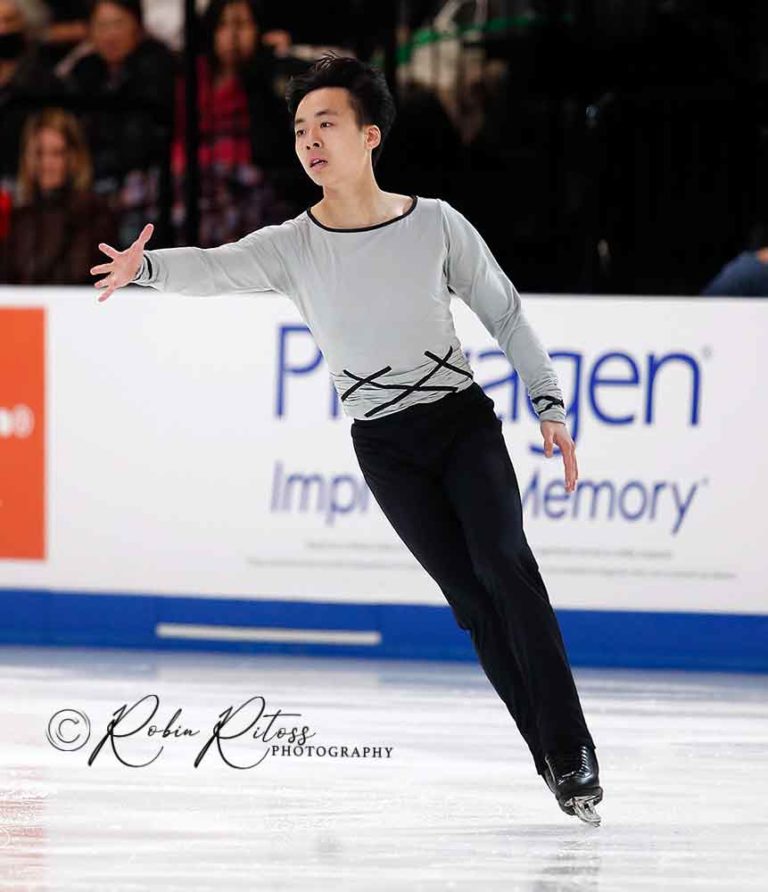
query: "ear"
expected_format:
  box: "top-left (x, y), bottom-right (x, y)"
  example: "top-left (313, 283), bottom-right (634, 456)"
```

top-left (366, 124), bottom-right (381, 151)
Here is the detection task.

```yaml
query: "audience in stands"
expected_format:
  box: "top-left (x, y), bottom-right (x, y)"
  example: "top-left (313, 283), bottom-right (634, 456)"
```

top-left (170, 0), bottom-right (296, 245)
top-left (0, 106), bottom-right (117, 283)
top-left (0, 0), bottom-right (68, 193)
top-left (64, 0), bottom-right (176, 246)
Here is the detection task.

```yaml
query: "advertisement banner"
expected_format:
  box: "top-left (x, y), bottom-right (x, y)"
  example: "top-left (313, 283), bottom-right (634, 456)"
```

top-left (0, 307), bottom-right (45, 560)
top-left (0, 288), bottom-right (764, 618)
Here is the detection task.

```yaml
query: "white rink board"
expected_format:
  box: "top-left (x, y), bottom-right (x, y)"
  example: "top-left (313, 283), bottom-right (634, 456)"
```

top-left (0, 287), bottom-right (765, 615)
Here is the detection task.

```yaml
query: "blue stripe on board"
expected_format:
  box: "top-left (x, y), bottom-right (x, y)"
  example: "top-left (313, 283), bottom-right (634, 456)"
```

top-left (0, 587), bottom-right (766, 672)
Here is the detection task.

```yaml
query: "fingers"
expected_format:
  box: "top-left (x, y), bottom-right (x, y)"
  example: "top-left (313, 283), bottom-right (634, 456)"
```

top-left (94, 274), bottom-right (118, 302)
top-left (98, 242), bottom-right (120, 259)
top-left (136, 222), bottom-right (154, 248)
top-left (96, 283), bottom-right (116, 302)
top-left (90, 262), bottom-right (113, 275)
top-left (554, 434), bottom-right (578, 493)
top-left (565, 452), bottom-right (577, 493)
top-left (542, 423), bottom-right (578, 493)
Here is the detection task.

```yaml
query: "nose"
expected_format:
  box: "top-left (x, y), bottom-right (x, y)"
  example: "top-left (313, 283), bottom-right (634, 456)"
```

top-left (303, 124), bottom-right (322, 149)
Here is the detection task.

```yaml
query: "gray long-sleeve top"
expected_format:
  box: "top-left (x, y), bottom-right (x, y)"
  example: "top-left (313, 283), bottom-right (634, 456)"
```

top-left (132, 196), bottom-right (567, 423)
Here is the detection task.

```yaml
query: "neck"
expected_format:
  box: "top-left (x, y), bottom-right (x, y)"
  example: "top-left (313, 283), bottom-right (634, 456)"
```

top-left (315, 174), bottom-right (399, 229)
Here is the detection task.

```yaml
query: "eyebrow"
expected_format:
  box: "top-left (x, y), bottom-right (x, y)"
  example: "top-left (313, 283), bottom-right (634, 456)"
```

top-left (294, 109), bottom-right (340, 127)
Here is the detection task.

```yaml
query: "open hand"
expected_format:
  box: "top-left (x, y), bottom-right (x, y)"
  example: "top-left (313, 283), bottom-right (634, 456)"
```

top-left (541, 420), bottom-right (578, 493)
top-left (91, 223), bottom-right (154, 303)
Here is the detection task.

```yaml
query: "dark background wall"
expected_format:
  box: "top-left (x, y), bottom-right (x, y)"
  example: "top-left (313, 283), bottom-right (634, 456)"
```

top-left (371, 0), bottom-right (768, 295)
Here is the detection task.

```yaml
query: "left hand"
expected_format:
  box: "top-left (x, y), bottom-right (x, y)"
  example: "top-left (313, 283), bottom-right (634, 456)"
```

top-left (541, 420), bottom-right (578, 493)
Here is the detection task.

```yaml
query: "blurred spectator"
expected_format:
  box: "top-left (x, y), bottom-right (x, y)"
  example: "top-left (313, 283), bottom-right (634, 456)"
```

top-left (0, 107), bottom-right (118, 284)
top-left (0, 0), bottom-right (69, 191)
top-left (171, 0), bottom-right (296, 246)
top-left (701, 225), bottom-right (768, 297)
top-left (65, 0), bottom-right (176, 246)
top-left (142, 0), bottom-right (207, 53)
top-left (139, 0), bottom-right (291, 56)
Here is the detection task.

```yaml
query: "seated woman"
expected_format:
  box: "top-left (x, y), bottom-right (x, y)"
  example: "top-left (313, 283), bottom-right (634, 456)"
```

top-left (170, 0), bottom-right (297, 246)
top-left (0, 106), bottom-right (117, 284)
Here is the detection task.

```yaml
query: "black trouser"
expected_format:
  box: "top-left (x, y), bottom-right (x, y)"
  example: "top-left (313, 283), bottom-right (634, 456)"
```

top-left (350, 382), bottom-right (595, 775)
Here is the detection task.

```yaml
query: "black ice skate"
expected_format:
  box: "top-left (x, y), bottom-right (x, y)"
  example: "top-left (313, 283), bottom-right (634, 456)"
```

top-left (543, 745), bottom-right (603, 826)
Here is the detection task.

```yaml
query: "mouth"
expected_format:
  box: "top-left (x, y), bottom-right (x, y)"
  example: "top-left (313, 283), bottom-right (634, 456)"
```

top-left (309, 159), bottom-right (327, 170)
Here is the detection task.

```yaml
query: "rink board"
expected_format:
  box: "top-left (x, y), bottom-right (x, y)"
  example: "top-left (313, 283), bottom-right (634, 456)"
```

top-left (1, 587), bottom-right (767, 672)
top-left (0, 287), bottom-right (766, 670)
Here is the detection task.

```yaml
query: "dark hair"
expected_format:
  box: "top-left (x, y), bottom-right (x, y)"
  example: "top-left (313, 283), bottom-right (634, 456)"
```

top-left (200, 0), bottom-right (265, 70)
top-left (284, 53), bottom-right (396, 169)
top-left (90, 0), bottom-right (144, 26)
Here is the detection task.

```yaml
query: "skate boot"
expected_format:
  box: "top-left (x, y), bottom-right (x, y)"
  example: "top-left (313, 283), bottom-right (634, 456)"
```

top-left (543, 745), bottom-right (603, 826)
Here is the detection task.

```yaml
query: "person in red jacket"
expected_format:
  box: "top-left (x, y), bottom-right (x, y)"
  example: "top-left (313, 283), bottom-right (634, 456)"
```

top-left (170, 0), bottom-right (297, 246)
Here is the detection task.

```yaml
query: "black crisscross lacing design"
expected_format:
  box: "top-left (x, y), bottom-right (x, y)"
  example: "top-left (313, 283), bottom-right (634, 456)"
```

top-left (341, 345), bottom-right (472, 418)
top-left (532, 394), bottom-right (565, 416)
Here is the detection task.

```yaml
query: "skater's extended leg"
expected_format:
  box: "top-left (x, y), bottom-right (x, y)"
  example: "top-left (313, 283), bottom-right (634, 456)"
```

top-left (441, 409), bottom-right (595, 756)
top-left (351, 428), bottom-right (547, 775)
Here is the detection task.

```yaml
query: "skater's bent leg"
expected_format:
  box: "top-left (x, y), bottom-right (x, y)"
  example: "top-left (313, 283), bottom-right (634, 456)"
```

top-left (442, 416), bottom-right (595, 756)
top-left (351, 433), bottom-right (547, 774)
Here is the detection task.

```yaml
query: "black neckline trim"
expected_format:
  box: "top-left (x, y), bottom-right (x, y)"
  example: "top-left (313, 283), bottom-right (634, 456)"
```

top-left (306, 195), bottom-right (418, 233)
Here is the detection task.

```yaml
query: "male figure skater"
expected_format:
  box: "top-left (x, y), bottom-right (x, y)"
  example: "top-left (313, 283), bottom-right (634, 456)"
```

top-left (91, 53), bottom-right (603, 825)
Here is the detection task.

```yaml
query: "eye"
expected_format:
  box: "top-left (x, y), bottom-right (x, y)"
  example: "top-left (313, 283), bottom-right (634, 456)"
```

top-left (295, 122), bottom-right (333, 137)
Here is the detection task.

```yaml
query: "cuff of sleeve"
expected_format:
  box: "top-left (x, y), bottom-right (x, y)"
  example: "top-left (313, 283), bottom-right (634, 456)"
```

top-left (532, 394), bottom-right (566, 424)
top-left (132, 254), bottom-right (154, 285)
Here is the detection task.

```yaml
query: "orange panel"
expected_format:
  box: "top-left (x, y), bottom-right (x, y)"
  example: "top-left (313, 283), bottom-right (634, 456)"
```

top-left (0, 308), bottom-right (45, 559)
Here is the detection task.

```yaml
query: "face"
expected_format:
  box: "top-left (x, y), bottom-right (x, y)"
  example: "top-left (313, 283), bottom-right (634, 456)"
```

top-left (90, 2), bottom-right (142, 66)
top-left (0, 1), bottom-right (24, 34)
top-left (214, 2), bottom-right (258, 69)
top-left (294, 87), bottom-right (380, 185)
top-left (32, 127), bottom-right (70, 191)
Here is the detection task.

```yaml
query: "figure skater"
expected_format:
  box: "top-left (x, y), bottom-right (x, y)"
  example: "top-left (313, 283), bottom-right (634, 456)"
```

top-left (90, 53), bottom-right (603, 825)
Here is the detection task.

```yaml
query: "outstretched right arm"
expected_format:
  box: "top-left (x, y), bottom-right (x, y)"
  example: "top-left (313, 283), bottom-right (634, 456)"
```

top-left (91, 222), bottom-right (292, 302)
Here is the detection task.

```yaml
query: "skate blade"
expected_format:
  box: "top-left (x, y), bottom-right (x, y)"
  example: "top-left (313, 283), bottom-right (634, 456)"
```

top-left (566, 795), bottom-right (602, 826)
